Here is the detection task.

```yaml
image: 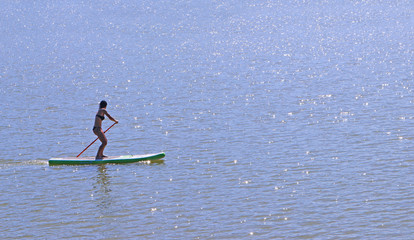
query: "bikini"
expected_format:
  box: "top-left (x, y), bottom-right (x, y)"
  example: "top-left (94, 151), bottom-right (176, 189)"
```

top-left (96, 115), bottom-right (105, 121)
top-left (93, 115), bottom-right (105, 131)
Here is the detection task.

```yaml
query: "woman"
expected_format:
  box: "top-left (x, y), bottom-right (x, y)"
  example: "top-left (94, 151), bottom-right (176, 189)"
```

top-left (93, 100), bottom-right (118, 159)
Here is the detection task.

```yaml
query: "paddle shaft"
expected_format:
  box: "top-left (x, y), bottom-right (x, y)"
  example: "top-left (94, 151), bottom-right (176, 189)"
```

top-left (76, 122), bottom-right (117, 158)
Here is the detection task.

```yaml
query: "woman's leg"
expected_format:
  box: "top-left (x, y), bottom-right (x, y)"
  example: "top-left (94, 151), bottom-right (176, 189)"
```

top-left (94, 128), bottom-right (107, 159)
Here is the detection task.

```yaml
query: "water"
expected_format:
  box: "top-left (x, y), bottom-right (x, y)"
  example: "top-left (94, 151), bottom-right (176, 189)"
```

top-left (1, 0), bottom-right (413, 239)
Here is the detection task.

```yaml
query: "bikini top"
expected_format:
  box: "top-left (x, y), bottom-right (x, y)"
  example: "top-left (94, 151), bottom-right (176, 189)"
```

top-left (96, 115), bottom-right (105, 120)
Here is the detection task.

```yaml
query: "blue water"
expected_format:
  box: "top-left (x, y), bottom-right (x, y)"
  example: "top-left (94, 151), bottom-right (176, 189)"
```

top-left (1, 0), bottom-right (413, 239)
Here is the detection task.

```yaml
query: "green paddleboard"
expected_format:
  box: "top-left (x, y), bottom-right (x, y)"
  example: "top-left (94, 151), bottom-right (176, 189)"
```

top-left (49, 152), bottom-right (165, 165)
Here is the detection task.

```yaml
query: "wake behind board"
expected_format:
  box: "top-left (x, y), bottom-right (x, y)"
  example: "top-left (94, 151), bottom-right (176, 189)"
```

top-left (49, 152), bottom-right (165, 165)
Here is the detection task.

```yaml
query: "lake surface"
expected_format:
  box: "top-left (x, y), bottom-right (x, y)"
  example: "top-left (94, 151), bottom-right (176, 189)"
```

top-left (1, 0), bottom-right (413, 239)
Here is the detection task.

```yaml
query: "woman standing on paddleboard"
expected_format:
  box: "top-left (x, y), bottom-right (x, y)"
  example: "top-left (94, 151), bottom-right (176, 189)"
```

top-left (93, 100), bottom-right (118, 159)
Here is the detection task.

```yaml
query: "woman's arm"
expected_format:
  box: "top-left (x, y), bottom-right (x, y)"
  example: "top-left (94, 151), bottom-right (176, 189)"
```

top-left (104, 110), bottom-right (118, 123)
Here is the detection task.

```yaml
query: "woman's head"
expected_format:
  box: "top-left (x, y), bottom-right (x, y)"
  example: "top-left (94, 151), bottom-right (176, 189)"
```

top-left (99, 100), bottom-right (107, 109)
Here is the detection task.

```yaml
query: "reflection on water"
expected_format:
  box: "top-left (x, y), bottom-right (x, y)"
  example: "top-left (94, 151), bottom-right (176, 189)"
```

top-left (93, 165), bottom-right (113, 212)
top-left (147, 159), bottom-right (165, 165)
top-left (92, 160), bottom-right (164, 214)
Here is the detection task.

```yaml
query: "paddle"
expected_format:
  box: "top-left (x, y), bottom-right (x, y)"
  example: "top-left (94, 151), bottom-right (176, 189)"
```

top-left (76, 122), bottom-right (117, 158)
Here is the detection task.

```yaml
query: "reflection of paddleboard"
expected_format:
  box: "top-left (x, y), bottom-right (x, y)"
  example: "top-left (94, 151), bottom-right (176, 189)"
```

top-left (49, 152), bottom-right (165, 165)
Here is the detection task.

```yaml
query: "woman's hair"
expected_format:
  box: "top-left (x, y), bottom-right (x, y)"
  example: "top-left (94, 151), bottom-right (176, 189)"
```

top-left (99, 100), bottom-right (107, 109)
